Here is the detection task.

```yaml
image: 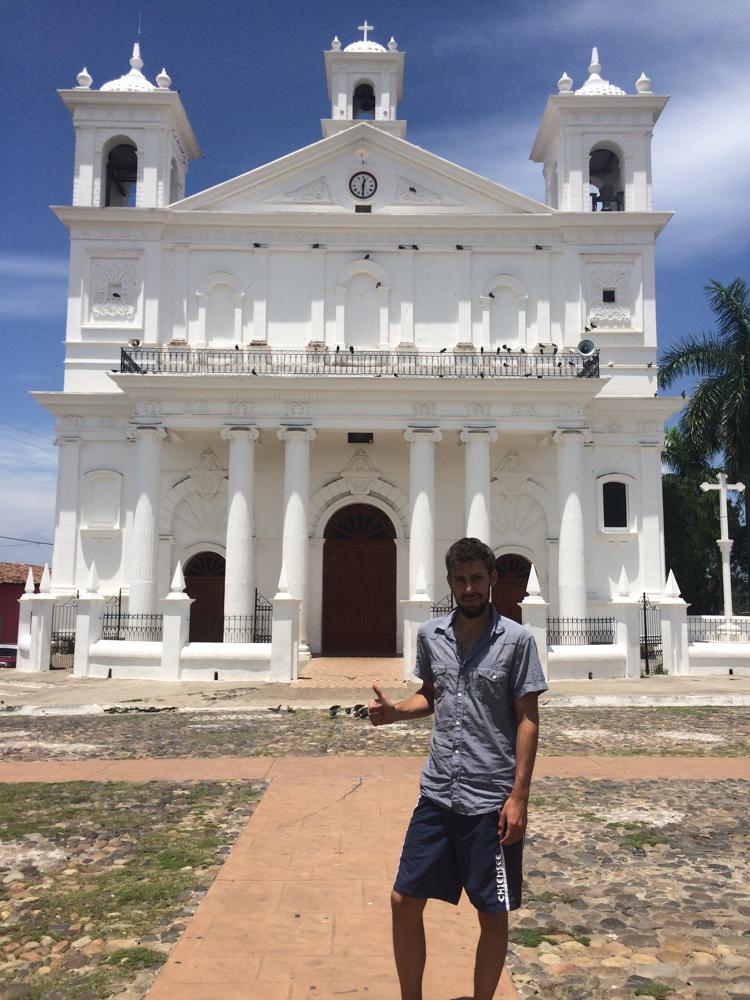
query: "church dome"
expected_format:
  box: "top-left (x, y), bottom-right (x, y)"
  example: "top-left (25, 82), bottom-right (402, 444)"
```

top-left (344, 39), bottom-right (386, 53)
top-left (575, 48), bottom-right (626, 96)
top-left (101, 43), bottom-right (157, 92)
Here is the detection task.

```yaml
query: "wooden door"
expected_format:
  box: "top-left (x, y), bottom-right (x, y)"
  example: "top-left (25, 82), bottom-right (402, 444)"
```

top-left (492, 553), bottom-right (532, 623)
top-left (184, 552), bottom-right (225, 642)
top-left (322, 504), bottom-right (397, 656)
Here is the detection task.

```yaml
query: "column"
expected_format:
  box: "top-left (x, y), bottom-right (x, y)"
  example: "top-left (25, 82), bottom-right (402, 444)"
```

top-left (129, 425), bottom-right (166, 615)
top-left (278, 427), bottom-right (316, 655)
top-left (221, 426), bottom-right (260, 624)
top-left (460, 428), bottom-right (497, 543)
top-left (553, 429), bottom-right (588, 618)
top-left (405, 428), bottom-right (442, 599)
top-left (51, 435), bottom-right (81, 594)
top-left (638, 440), bottom-right (666, 594)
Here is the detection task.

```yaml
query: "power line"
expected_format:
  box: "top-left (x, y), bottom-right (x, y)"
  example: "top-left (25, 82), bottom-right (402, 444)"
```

top-left (0, 434), bottom-right (55, 455)
top-left (0, 419), bottom-right (52, 442)
top-left (0, 535), bottom-right (53, 546)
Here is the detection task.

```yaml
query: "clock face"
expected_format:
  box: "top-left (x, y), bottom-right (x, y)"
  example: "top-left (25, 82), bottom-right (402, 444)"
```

top-left (349, 171), bottom-right (377, 199)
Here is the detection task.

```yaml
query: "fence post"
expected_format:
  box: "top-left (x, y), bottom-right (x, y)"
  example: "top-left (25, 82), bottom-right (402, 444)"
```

top-left (161, 563), bottom-right (193, 680)
top-left (610, 598), bottom-right (642, 679)
top-left (19, 565), bottom-right (55, 673)
top-left (15, 569), bottom-right (36, 673)
top-left (520, 565), bottom-right (548, 678)
top-left (659, 570), bottom-right (689, 676)
top-left (401, 598), bottom-right (432, 681)
top-left (73, 564), bottom-right (104, 678)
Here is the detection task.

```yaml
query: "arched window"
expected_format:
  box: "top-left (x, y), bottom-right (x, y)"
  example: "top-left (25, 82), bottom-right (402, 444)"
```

top-left (205, 283), bottom-right (236, 346)
top-left (105, 142), bottom-right (138, 207)
top-left (169, 158), bottom-right (182, 203)
top-left (482, 275), bottom-right (528, 350)
top-left (345, 272), bottom-right (380, 348)
top-left (589, 144), bottom-right (624, 212)
top-left (353, 82), bottom-right (376, 119)
top-left (597, 474), bottom-right (635, 532)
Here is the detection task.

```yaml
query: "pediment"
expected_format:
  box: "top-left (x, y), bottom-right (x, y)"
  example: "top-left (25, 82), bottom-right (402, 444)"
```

top-left (174, 124), bottom-right (551, 217)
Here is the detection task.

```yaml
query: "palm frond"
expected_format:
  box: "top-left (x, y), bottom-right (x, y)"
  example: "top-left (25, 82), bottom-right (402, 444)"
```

top-left (705, 278), bottom-right (750, 352)
top-left (679, 373), bottom-right (728, 457)
top-left (658, 333), bottom-right (728, 389)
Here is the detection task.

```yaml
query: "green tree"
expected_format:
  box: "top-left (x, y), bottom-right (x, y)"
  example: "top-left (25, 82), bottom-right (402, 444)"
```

top-left (658, 278), bottom-right (750, 585)
top-left (661, 430), bottom-right (748, 613)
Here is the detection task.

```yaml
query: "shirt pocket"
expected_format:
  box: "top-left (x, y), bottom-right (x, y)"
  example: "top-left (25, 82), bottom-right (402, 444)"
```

top-left (475, 663), bottom-right (509, 706)
top-left (430, 663), bottom-right (453, 703)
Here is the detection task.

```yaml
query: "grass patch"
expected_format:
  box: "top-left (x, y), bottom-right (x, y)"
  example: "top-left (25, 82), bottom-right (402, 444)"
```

top-left (0, 780), bottom-right (264, 999)
top-left (634, 982), bottom-right (673, 998)
top-left (621, 830), bottom-right (668, 850)
top-left (509, 927), bottom-right (558, 948)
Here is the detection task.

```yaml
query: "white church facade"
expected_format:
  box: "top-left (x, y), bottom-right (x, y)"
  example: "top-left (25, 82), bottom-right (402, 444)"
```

top-left (20, 27), bottom-right (700, 681)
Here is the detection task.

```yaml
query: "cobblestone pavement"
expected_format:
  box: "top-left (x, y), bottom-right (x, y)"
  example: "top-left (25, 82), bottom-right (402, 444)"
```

top-left (511, 777), bottom-right (750, 1000)
top-left (0, 780), bottom-right (265, 1000)
top-left (0, 706), bottom-right (748, 760)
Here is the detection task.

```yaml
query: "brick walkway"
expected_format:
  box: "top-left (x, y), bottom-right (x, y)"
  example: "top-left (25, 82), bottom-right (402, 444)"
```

top-left (2, 756), bottom-right (749, 999)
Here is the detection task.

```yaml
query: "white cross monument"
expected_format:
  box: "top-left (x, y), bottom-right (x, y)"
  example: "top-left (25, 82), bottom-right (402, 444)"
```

top-left (699, 471), bottom-right (746, 618)
top-left (358, 20), bottom-right (374, 42)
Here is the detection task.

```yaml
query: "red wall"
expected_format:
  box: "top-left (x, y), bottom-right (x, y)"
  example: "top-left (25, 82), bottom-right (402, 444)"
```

top-left (0, 584), bottom-right (25, 644)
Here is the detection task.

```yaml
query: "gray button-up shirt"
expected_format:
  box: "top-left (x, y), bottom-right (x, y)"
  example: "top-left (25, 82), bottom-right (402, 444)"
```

top-left (414, 607), bottom-right (548, 815)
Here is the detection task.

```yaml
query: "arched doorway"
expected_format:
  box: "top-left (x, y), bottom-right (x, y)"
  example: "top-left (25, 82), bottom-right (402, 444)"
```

top-left (322, 503), bottom-right (397, 656)
top-left (492, 554), bottom-right (532, 623)
top-left (184, 552), bottom-right (225, 642)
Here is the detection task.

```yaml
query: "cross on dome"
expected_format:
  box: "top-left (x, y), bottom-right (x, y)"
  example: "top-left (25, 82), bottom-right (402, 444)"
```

top-left (358, 20), bottom-right (374, 42)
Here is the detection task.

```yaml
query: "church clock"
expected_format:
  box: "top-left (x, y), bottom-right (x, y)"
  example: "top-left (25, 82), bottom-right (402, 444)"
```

top-left (349, 171), bottom-right (377, 199)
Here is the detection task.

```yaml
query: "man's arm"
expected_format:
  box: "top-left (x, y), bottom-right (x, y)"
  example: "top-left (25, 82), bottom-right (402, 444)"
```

top-left (368, 682), bottom-right (434, 726)
top-left (499, 691), bottom-right (541, 844)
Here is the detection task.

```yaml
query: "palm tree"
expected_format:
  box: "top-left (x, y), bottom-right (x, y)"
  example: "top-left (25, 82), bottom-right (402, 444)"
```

top-left (658, 278), bottom-right (750, 579)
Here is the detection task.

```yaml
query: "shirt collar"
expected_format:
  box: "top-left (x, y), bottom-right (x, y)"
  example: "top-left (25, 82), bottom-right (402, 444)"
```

top-left (436, 604), bottom-right (506, 641)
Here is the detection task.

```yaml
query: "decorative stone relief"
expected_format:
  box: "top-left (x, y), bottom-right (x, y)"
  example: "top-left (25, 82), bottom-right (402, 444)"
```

top-left (559, 404), bottom-right (583, 419)
top-left (511, 404), bottom-right (536, 417)
top-left (395, 177), bottom-right (442, 205)
top-left (90, 260), bottom-right (139, 322)
top-left (189, 449), bottom-right (226, 501)
top-left (135, 401), bottom-right (161, 417)
top-left (59, 415), bottom-right (84, 432)
top-left (468, 403), bottom-right (490, 419)
top-left (493, 451), bottom-right (529, 495)
top-left (342, 450), bottom-right (380, 497)
top-left (286, 402), bottom-right (310, 418)
top-left (283, 178), bottom-right (333, 204)
top-left (586, 264), bottom-right (633, 327)
top-left (231, 402), bottom-right (255, 418)
top-left (412, 402), bottom-right (436, 417)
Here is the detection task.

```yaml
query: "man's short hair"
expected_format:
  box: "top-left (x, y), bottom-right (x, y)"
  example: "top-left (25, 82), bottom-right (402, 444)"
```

top-left (445, 537), bottom-right (496, 576)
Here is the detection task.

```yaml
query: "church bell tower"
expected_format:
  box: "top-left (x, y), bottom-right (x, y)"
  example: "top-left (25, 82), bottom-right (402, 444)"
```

top-left (322, 21), bottom-right (406, 139)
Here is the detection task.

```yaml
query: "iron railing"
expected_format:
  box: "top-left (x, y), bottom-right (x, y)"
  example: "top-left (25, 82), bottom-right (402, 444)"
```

top-left (223, 616), bottom-right (256, 643)
top-left (546, 616), bottom-right (616, 645)
top-left (431, 594), bottom-right (455, 618)
top-left (101, 612), bottom-right (163, 642)
top-left (252, 591), bottom-right (273, 642)
top-left (688, 616), bottom-right (750, 644)
top-left (50, 597), bottom-right (78, 669)
top-left (120, 347), bottom-right (599, 380)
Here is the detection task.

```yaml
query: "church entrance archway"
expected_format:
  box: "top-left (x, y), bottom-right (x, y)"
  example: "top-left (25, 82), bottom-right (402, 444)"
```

top-left (184, 552), bottom-right (225, 642)
top-left (492, 554), bottom-right (532, 623)
top-left (322, 503), bottom-right (397, 656)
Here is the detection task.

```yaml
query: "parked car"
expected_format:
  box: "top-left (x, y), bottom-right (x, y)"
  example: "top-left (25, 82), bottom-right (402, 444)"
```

top-left (0, 645), bottom-right (17, 669)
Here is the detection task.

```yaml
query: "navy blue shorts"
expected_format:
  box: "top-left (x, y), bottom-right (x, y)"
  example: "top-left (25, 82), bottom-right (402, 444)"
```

top-left (393, 795), bottom-right (523, 913)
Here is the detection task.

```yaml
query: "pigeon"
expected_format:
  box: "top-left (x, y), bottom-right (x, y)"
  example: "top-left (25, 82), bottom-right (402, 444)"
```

top-left (537, 374), bottom-right (543, 378)
top-left (590, 322), bottom-right (598, 329)
top-left (479, 371), bottom-right (485, 378)
top-left (111, 291), bottom-right (121, 298)
top-left (456, 244), bottom-right (464, 250)
top-left (312, 243), bottom-right (320, 249)
top-left (336, 344), bottom-right (341, 354)
top-left (393, 372), bottom-right (399, 377)
top-left (363, 253), bottom-right (370, 260)
top-left (568, 361), bottom-right (576, 367)
top-left (681, 390), bottom-right (686, 398)
top-left (496, 347), bottom-right (501, 354)
top-left (251, 367), bottom-right (258, 376)
top-left (504, 345), bottom-right (511, 353)
top-left (267, 704), bottom-right (282, 713)
top-left (503, 362), bottom-right (509, 368)
top-left (647, 361), bottom-right (653, 368)
top-left (329, 704), bottom-right (341, 719)
top-left (584, 326), bottom-right (591, 333)
top-left (488, 291), bottom-right (495, 298)
top-left (349, 345), bottom-right (355, 354)
top-left (535, 244), bottom-right (544, 250)
top-left (552, 345), bottom-right (559, 355)
top-left (253, 242), bottom-right (262, 248)
top-left (235, 344), bottom-right (240, 351)
top-left (520, 348), bottom-right (527, 354)
top-left (411, 244), bottom-right (419, 250)
top-left (376, 281), bottom-right (381, 288)
top-left (523, 372), bottom-right (532, 377)
top-left (539, 346), bottom-right (544, 354)
top-left (480, 346), bottom-right (484, 354)
top-left (375, 373), bottom-right (382, 377)
top-left (409, 186), bottom-right (417, 193)
top-left (398, 244), bottom-right (406, 250)
top-left (439, 347), bottom-right (448, 353)
top-left (557, 361), bottom-right (563, 368)
top-left (286, 705), bottom-right (296, 713)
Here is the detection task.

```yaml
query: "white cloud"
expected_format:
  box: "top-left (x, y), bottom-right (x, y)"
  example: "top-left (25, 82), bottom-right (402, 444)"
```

top-left (0, 253), bottom-right (68, 320)
top-left (0, 254), bottom-right (68, 279)
top-left (0, 437), bottom-right (57, 566)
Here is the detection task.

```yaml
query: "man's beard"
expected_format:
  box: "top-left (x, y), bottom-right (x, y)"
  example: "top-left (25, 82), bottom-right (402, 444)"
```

top-left (456, 598), bottom-right (490, 619)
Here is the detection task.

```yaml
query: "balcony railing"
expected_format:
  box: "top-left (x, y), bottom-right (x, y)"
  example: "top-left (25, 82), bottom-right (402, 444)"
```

top-left (120, 347), bottom-right (599, 380)
top-left (547, 616), bottom-right (616, 646)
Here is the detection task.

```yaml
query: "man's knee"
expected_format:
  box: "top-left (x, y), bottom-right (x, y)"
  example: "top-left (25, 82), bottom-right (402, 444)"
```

top-left (477, 909), bottom-right (509, 935)
top-left (391, 890), bottom-right (427, 915)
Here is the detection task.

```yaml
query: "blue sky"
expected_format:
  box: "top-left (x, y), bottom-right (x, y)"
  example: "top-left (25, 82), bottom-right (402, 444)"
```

top-left (2, 0), bottom-right (749, 566)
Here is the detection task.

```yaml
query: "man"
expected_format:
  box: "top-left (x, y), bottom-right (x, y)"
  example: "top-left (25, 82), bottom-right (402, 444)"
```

top-left (369, 537), bottom-right (548, 1000)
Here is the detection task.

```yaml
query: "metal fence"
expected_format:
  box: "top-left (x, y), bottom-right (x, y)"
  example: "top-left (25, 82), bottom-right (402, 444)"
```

top-left (101, 612), bottom-right (163, 642)
top-left (50, 597), bottom-right (78, 669)
top-left (639, 593), bottom-right (663, 675)
top-left (222, 594), bottom-right (273, 643)
top-left (546, 616), bottom-right (616, 645)
top-left (121, 347), bottom-right (599, 381)
top-left (688, 616), bottom-right (750, 643)
top-left (431, 594), bottom-right (455, 618)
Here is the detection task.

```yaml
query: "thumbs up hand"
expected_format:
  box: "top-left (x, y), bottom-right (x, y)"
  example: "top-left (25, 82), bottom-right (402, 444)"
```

top-left (368, 683), bottom-right (396, 727)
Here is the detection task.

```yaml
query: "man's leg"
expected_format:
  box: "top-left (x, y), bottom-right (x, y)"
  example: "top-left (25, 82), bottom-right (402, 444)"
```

top-left (473, 910), bottom-right (509, 1000)
top-left (391, 890), bottom-right (427, 1000)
